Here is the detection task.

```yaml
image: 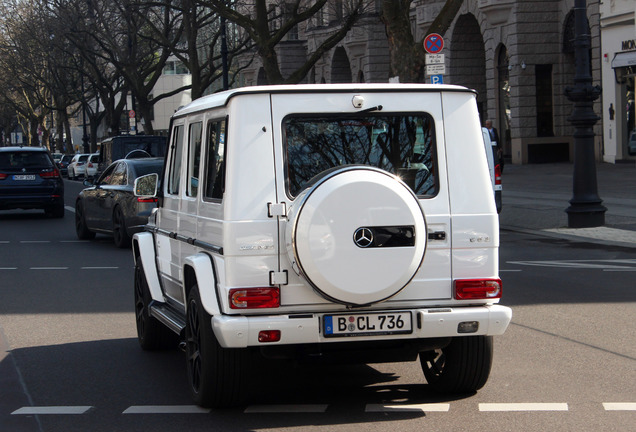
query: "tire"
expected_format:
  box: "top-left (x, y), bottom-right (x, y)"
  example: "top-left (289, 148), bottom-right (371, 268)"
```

top-left (75, 200), bottom-right (96, 240)
top-left (185, 285), bottom-right (249, 408)
top-left (420, 336), bottom-right (493, 394)
top-left (134, 256), bottom-right (176, 350)
top-left (112, 206), bottom-right (131, 248)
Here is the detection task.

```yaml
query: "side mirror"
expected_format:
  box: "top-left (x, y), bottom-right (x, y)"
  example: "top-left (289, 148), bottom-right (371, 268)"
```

top-left (134, 173), bottom-right (159, 198)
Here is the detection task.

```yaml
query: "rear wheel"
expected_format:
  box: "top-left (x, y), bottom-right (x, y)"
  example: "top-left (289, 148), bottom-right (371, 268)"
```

top-left (420, 336), bottom-right (493, 394)
top-left (113, 206), bottom-right (131, 248)
top-left (75, 201), bottom-right (96, 240)
top-left (185, 285), bottom-right (249, 408)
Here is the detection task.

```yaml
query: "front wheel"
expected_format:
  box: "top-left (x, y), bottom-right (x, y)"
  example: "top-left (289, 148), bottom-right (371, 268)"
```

top-left (134, 256), bottom-right (176, 350)
top-left (185, 285), bottom-right (249, 408)
top-left (420, 336), bottom-right (493, 394)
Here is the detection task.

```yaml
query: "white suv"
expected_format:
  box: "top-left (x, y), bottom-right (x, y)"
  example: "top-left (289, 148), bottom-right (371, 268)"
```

top-left (132, 84), bottom-right (512, 407)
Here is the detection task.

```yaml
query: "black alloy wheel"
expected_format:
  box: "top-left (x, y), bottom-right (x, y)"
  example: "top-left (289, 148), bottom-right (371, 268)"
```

top-left (420, 335), bottom-right (493, 394)
top-left (134, 256), bottom-right (175, 350)
top-left (185, 285), bottom-right (249, 408)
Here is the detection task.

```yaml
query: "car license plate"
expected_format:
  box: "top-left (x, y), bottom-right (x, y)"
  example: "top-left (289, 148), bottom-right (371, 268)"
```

top-left (13, 175), bottom-right (36, 181)
top-left (323, 311), bottom-right (412, 337)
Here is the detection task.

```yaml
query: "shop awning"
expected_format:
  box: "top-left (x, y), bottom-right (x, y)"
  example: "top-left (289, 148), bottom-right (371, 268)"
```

top-left (612, 51), bottom-right (636, 68)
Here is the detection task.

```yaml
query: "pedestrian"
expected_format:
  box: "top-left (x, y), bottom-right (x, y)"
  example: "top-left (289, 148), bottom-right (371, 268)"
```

top-left (485, 120), bottom-right (504, 172)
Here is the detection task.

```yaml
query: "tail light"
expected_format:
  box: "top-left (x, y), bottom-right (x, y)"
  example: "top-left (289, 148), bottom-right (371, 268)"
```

top-left (454, 279), bottom-right (502, 300)
top-left (39, 168), bottom-right (61, 179)
top-left (137, 197), bottom-right (158, 203)
top-left (258, 330), bottom-right (281, 343)
top-left (494, 164), bottom-right (502, 186)
top-left (87, 162), bottom-right (93, 168)
top-left (0, 173), bottom-right (7, 180)
top-left (229, 287), bottom-right (280, 309)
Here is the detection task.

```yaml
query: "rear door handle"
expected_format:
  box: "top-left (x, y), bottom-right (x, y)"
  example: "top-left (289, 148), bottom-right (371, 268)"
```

top-left (428, 231), bottom-right (446, 241)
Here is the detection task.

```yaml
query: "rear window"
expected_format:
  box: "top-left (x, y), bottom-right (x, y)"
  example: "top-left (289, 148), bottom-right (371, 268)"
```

top-left (284, 114), bottom-right (438, 198)
top-left (134, 163), bottom-right (163, 178)
top-left (0, 151), bottom-right (53, 171)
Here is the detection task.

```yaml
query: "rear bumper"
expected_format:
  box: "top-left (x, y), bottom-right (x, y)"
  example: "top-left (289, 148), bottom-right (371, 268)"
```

top-left (0, 194), bottom-right (63, 210)
top-left (212, 304), bottom-right (512, 348)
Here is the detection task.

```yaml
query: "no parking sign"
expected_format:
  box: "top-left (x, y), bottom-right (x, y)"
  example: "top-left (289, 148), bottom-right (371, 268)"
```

top-left (423, 33), bottom-right (444, 54)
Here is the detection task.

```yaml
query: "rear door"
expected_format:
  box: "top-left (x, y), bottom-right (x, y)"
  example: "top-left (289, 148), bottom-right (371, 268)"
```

top-left (270, 90), bottom-right (452, 307)
top-left (155, 121), bottom-right (186, 306)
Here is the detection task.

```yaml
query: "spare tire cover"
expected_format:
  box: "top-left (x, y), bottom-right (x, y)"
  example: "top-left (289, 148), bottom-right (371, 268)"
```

top-left (285, 166), bottom-right (427, 306)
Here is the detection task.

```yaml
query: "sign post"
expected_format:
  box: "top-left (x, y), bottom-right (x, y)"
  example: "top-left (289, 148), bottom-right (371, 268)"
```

top-left (423, 33), bottom-right (445, 84)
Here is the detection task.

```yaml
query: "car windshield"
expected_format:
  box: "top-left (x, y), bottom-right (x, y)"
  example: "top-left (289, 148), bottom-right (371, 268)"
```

top-left (0, 151), bottom-right (53, 171)
top-left (284, 113), bottom-right (437, 197)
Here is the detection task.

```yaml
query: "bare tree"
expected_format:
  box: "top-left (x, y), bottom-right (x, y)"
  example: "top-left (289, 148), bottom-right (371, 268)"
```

top-left (380, 0), bottom-right (463, 83)
top-left (206, 0), bottom-right (368, 85)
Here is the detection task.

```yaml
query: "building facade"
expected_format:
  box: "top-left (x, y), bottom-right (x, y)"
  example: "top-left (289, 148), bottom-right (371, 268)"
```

top-left (601, 0), bottom-right (636, 163)
top-left (239, 0), bottom-right (604, 165)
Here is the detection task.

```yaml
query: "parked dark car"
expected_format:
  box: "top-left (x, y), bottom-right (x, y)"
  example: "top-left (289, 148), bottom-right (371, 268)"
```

top-left (75, 157), bottom-right (164, 248)
top-left (57, 154), bottom-right (73, 177)
top-left (0, 146), bottom-right (64, 218)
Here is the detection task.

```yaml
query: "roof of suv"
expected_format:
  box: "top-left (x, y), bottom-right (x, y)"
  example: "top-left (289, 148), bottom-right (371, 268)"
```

top-left (0, 146), bottom-right (50, 152)
top-left (174, 83), bottom-right (477, 118)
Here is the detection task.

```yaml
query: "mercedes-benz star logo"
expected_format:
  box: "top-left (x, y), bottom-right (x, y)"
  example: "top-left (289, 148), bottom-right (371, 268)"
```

top-left (353, 227), bottom-right (373, 248)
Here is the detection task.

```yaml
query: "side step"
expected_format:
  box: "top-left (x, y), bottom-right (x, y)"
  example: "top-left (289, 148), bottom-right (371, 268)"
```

top-left (149, 302), bottom-right (186, 335)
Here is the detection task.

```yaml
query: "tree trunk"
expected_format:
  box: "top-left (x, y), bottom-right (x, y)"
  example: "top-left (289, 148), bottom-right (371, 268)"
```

top-left (380, 0), bottom-right (426, 83)
top-left (380, 0), bottom-right (464, 83)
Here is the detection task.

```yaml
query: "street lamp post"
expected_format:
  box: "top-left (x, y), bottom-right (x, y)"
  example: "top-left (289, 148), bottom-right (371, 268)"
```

top-left (564, 0), bottom-right (606, 228)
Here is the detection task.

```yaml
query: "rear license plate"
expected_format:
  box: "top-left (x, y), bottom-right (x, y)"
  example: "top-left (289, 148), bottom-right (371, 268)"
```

top-left (13, 175), bottom-right (36, 181)
top-left (323, 311), bottom-right (412, 338)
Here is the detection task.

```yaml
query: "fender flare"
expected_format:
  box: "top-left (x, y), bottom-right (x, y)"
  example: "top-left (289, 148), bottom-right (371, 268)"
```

top-left (132, 232), bottom-right (164, 302)
top-left (184, 254), bottom-right (221, 316)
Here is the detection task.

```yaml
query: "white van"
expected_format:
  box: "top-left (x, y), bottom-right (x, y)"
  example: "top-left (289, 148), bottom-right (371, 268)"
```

top-left (132, 84), bottom-right (512, 407)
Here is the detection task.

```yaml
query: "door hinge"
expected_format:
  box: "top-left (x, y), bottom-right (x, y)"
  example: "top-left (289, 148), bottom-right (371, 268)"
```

top-left (268, 202), bottom-right (287, 218)
top-left (269, 270), bottom-right (288, 286)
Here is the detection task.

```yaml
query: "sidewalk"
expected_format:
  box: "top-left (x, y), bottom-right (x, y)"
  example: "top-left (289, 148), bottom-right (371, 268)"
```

top-left (499, 161), bottom-right (636, 248)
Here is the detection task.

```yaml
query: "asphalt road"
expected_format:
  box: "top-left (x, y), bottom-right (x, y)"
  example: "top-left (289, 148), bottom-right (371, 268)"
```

top-left (0, 179), bottom-right (634, 431)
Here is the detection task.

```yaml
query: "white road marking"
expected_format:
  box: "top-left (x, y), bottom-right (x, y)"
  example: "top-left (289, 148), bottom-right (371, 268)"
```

top-left (20, 241), bottom-right (50, 244)
top-left (29, 267), bottom-right (68, 270)
top-left (12, 406), bottom-right (93, 415)
top-left (123, 405), bottom-right (210, 414)
top-left (81, 267), bottom-right (119, 270)
top-left (244, 405), bottom-right (329, 413)
top-left (0, 267), bottom-right (17, 270)
top-left (603, 403), bottom-right (636, 411)
top-left (479, 403), bottom-right (569, 412)
top-left (65, 205), bottom-right (75, 213)
top-left (366, 403), bottom-right (450, 412)
top-left (508, 259), bottom-right (636, 270)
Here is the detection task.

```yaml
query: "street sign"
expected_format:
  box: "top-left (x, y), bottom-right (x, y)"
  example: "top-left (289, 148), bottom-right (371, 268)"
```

top-left (128, 110), bottom-right (136, 118)
top-left (423, 33), bottom-right (444, 54)
top-left (426, 54), bottom-right (445, 65)
top-left (431, 74), bottom-right (444, 84)
top-left (426, 64), bottom-right (446, 75)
